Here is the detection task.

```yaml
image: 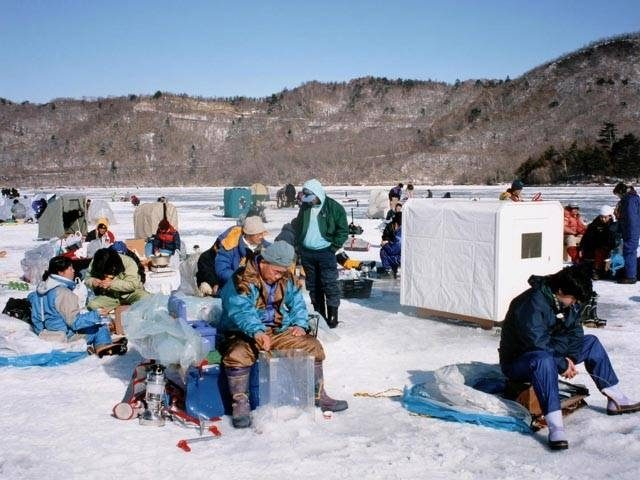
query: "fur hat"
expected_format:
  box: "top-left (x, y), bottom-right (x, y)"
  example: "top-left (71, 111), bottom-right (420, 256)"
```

top-left (242, 216), bottom-right (267, 235)
top-left (261, 241), bottom-right (295, 267)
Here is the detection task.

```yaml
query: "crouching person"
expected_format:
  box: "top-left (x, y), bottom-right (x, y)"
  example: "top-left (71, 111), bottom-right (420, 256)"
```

top-left (28, 256), bottom-right (126, 357)
top-left (85, 247), bottom-right (148, 311)
top-left (499, 265), bottom-right (640, 451)
top-left (219, 241), bottom-right (348, 428)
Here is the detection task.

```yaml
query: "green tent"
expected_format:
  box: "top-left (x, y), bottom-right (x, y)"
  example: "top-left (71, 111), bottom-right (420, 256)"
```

top-left (37, 194), bottom-right (88, 240)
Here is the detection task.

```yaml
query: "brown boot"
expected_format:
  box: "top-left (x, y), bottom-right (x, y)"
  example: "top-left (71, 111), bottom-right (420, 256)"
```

top-left (314, 362), bottom-right (348, 412)
top-left (226, 367), bottom-right (252, 428)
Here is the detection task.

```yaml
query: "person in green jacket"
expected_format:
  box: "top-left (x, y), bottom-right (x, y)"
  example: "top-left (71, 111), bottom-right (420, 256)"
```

top-left (85, 247), bottom-right (148, 311)
top-left (293, 179), bottom-right (348, 328)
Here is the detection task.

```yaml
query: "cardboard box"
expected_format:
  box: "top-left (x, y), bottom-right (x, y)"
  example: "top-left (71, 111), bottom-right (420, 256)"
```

top-left (124, 238), bottom-right (147, 258)
top-left (113, 305), bottom-right (130, 335)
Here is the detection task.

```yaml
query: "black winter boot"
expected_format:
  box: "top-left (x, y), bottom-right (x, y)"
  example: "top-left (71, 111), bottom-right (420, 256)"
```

top-left (314, 362), bottom-right (348, 412)
top-left (581, 292), bottom-right (606, 328)
top-left (326, 305), bottom-right (339, 329)
top-left (312, 300), bottom-right (327, 322)
top-left (226, 367), bottom-right (252, 428)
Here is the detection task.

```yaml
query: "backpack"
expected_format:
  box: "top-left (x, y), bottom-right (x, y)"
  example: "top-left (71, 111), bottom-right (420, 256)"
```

top-left (2, 297), bottom-right (32, 324)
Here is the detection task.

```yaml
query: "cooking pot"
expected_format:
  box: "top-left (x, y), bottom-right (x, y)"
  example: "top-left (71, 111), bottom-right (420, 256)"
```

top-left (149, 255), bottom-right (170, 268)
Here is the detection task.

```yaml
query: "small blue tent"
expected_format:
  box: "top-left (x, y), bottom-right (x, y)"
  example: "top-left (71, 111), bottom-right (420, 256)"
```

top-left (224, 188), bottom-right (252, 218)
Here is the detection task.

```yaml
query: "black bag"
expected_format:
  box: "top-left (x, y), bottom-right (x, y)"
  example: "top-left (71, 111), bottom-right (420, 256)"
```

top-left (2, 297), bottom-right (32, 324)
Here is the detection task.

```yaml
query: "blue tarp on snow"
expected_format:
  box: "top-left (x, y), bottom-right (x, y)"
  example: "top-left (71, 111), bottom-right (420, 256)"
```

top-left (0, 350), bottom-right (87, 367)
top-left (402, 362), bottom-right (533, 434)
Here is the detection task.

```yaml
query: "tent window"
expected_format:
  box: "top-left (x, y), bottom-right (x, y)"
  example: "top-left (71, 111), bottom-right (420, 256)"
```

top-left (521, 232), bottom-right (542, 259)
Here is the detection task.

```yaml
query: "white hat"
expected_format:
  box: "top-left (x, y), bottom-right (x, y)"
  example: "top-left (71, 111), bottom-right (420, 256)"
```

top-left (599, 205), bottom-right (614, 217)
top-left (242, 216), bottom-right (267, 235)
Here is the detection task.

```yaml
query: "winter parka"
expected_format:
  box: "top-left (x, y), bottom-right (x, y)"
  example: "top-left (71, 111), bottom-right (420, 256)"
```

top-left (28, 274), bottom-right (101, 338)
top-left (293, 179), bottom-right (348, 252)
top-left (499, 275), bottom-right (583, 374)
top-left (219, 256), bottom-right (308, 338)
top-left (616, 189), bottom-right (640, 241)
top-left (214, 225), bottom-right (270, 287)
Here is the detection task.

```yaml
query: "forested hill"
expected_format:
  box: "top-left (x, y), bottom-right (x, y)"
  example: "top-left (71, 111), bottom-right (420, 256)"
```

top-left (1, 33), bottom-right (639, 187)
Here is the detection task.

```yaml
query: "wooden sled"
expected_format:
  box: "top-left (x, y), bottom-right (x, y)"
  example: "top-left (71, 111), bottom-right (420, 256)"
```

top-left (504, 380), bottom-right (590, 431)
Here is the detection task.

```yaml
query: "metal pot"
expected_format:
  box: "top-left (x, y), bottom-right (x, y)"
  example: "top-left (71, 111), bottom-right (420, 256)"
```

top-left (149, 255), bottom-right (170, 268)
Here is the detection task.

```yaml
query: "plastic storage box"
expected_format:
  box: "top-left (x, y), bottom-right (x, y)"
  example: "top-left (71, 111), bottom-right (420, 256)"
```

top-left (258, 350), bottom-right (314, 413)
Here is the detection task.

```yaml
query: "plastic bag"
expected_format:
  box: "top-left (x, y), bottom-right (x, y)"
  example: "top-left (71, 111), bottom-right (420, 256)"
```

top-left (178, 252), bottom-right (200, 296)
top-left (21, 240), bottom-right (59, 284)
top-left (121, 294), bottom-right (206, 369)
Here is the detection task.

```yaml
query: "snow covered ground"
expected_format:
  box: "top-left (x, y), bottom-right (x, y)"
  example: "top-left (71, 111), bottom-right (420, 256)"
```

top-left (1, 185), bottom-right (639, 480)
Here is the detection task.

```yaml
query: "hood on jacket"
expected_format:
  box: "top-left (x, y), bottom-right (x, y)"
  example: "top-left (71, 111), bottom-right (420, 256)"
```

top-left (36, 274), bottom-right (76, 295)
top-left (96, 217), bottom-right (110, 229)
top-left (302, 179), bottom-right (326, 206)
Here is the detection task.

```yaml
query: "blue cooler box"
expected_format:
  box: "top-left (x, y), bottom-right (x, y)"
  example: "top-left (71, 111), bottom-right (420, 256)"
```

top-left (190, 320), bottom-right (216, 353)
top-left (185, 364), bottom-right (225, 419)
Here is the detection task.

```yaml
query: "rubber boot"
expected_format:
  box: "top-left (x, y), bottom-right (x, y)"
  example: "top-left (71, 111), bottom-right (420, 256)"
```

top-left (312, 300), bottom-right (327, 322)
top-left (226, 367), bottom-right (252, 428)
top-left (581, 293), bottom-right (606, 328)
top-left (314, 362), bottom-right (348, 412)
top-left (545, 410), bottom-right (568, 450)
top-left (326, 305), bottom-right (339, 329)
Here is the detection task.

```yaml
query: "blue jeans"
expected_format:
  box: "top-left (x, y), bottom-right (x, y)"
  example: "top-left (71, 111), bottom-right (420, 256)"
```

top-left (501, 335), bottom-right (619, 414)
top-left (301, 247), bottom-right (340, 309)
top-left (71, 313), bottom-right (112, 347)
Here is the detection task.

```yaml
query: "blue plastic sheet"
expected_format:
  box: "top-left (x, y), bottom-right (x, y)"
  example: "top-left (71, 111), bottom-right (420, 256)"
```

top-left (0, 350), bottom-right (87, 367)
top-left (402, 362), bottom-right (532, 434)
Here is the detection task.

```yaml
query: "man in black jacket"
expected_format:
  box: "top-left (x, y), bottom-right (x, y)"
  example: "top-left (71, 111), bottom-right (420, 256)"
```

top-left (499, 266), bottom-right (640, 451)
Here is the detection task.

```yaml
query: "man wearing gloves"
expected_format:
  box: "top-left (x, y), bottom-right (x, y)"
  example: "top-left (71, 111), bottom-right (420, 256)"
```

top-left (219, 241), bottom-right (348, 428)
top-left (499, 265), bottom-right (640, 451)
top-left (293, 179), bottom-right (348, 328)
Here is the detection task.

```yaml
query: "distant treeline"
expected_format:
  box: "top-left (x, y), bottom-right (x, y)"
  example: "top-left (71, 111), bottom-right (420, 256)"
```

top-left (516, 122), bottom-right (640, 184)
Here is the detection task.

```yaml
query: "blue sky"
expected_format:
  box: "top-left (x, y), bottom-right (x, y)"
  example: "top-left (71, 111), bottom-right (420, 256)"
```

top-left (2, 0), bottom-right (638, 103)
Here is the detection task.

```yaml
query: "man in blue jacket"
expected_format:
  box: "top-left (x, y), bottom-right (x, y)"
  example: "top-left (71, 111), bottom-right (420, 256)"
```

top-left (293, 179), bottom-right (348, 328)
top-left (500, 266), bottom-right (640, 451)
top-left (211, 216), bottom-right (270, 290)
top-left (219, 241), bottom-right (348, 428)
top-left (613, 182), bottom-right (640, 284)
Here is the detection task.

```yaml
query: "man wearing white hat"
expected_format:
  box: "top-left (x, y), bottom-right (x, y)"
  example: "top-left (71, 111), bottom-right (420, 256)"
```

top-left (197, 216), bottom-right (270, 295)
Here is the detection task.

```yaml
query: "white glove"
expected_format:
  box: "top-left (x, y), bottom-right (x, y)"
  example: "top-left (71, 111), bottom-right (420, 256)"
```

top-left (199, 282), bottom-right (213, 296)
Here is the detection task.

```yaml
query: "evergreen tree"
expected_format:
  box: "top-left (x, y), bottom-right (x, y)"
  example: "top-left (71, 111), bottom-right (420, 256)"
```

top-left (597, 122), bottom-right (617, 151)
top-left (612, 133), bottom-right (640, 179)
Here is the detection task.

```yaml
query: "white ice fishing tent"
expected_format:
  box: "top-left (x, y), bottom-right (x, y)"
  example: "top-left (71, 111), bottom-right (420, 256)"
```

top-left (367, 189), bottom-right (389, 219)
top-left (401, 199), bottom-right (564, 328)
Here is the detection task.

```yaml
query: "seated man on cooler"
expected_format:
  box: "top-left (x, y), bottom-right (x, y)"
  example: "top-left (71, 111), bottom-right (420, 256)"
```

top-left (499, 265), bottom-right (640, 451)
top-left (218, 241), bottom-right (348, 429)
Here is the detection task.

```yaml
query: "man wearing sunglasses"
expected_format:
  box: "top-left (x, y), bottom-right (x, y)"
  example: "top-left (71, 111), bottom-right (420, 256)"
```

top-left (218, 241), bottom-right (348, 428)
top-left (293, 179), bottom-right (348, 328)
